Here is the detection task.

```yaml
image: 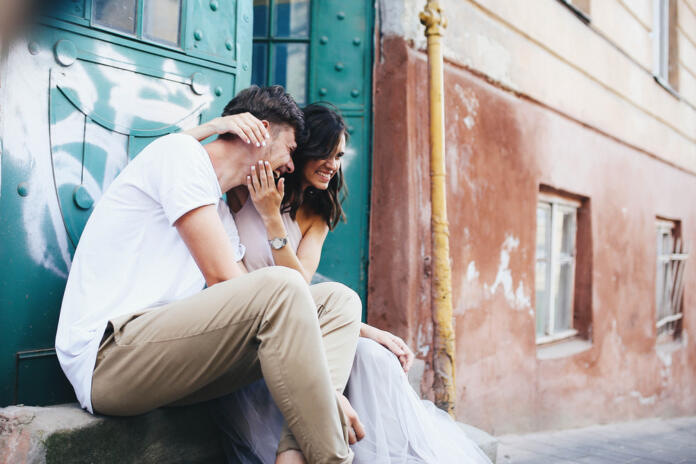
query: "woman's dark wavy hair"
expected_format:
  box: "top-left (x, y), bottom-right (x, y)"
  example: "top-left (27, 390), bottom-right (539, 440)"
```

top-left (281, 103), bottom-right (348, 230)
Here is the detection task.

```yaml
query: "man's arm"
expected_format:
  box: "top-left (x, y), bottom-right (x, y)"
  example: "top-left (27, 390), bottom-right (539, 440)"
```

top-left (175, 204), bottom-right (245, 286)
top-left (183, 114), bottom-right (269, 146)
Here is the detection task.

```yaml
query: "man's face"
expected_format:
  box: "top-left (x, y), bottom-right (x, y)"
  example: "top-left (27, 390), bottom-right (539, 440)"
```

top-left (261, 123), bottom-right (296, 177)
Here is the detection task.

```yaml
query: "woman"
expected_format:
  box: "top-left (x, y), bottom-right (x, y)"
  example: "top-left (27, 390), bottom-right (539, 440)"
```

top-left (188, 104), bottom-right (491, 464)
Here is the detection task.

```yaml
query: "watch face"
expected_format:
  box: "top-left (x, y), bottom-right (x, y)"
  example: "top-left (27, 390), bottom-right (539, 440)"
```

top-left (270, 237), bottom-right (287, 249)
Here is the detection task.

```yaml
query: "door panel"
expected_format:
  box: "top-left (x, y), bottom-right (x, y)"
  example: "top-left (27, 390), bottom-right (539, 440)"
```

top-left (251, 0), bottom-right (373, 309)
top-left (315, 115), bottom-right (371, 299)
top-left (0, 0), bottom-right (251, 406)
top-left (46, 38), bottom-right (217, 245)
top-left (310, 1), bottom-right (373, 312)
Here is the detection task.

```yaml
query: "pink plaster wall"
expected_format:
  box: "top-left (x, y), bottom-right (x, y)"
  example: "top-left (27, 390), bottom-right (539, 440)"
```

top-left (369, 37), bottom-right (696, 434)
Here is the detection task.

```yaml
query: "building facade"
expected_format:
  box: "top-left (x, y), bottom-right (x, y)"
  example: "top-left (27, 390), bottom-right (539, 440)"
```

top-left (1, 0), bottom-right (694, 437)
top-left (370, 0), bottom-right (696, 434)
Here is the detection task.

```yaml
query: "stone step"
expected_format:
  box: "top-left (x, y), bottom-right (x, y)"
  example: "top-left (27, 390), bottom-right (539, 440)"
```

top-left (1, 403), bottom-right (498, 463)
top-left (458, 422), bottom-right (498, 463)
top-left (0, 404), bottom-right (225, 464)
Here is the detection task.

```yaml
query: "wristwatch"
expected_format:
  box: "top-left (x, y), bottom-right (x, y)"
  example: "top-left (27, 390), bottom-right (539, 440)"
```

top-left (269, 236), bottom-right (288, 250)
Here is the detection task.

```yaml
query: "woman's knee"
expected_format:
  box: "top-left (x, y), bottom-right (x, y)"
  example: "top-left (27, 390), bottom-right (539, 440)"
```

top-left (315, 282), bottom-right (362, 325)
top-left (337, 284), bottom-right (362, 324)
top-left (355, 337), bottom-right (402, 370)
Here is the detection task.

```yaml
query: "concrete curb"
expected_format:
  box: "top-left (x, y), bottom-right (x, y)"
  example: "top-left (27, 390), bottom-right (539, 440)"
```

top-left (1, 403), bottom-right (498, 463)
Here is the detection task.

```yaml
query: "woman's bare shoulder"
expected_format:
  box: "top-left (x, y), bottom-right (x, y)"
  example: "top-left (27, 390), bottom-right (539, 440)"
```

top-left (296, 205), bottom-right (329, 237)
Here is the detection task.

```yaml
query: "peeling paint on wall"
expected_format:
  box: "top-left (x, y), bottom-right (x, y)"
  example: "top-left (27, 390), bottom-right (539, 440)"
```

top-left (487, 235), bottom-right (531, 310)
top-left (466, 261), bottom-right (479, 282)
top-left (629, 390), bottom-right (657, 405)
top-left (456, 235), bottom-right (531, 314)
top-left (416, 318), bottom-right (432, 357)
top-left (454, 84), bottom-right (478, 130)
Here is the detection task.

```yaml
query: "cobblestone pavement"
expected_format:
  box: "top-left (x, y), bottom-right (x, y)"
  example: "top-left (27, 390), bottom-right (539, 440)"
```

top-left (496, 416), bottom-right (696, 464)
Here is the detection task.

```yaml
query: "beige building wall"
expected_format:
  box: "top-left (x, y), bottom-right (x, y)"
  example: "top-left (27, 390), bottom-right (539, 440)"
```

top-left (380, 0), bottom-right (696, 174)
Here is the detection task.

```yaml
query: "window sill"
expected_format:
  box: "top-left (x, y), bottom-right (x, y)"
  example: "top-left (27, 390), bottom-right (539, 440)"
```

top-left (656, 337), bottom-right (684, 355)
top-left (537, 337), bottom-right (592, 360)
top-left (653, 75), bottom-right (681, 100)
top-left (536, 329), bottom-right (578, 345)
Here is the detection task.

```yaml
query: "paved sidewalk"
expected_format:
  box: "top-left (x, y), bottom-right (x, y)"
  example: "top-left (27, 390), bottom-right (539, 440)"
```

top-left (497, 416), bottom-right (696, 464)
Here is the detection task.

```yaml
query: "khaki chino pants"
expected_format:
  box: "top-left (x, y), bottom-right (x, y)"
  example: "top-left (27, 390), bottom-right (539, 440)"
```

top-left (91, 266), bottom-right (361, 464)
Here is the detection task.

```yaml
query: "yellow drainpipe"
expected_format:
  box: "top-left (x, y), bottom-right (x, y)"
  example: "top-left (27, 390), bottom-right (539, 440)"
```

top-left (419, 2), bottom-right (455, 416)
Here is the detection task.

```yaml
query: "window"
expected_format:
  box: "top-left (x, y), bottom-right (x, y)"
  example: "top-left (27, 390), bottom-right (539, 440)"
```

top-left (535, 192), bottom-right (582, 343)
top-left (652, 0), bottom-right (679, 92)
top-left (252, 0), bottom-right (310, 105)
top-left (92, 0), bottom-right (183, 47)
top-left (655, 219), bottom-right (687, 340)
top-left (558, 0), bottom-right (591, 23)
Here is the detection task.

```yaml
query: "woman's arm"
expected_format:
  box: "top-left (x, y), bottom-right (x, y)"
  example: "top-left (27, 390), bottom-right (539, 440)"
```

top-left (248, 160), bottom-right (415, 371)
top-left (247, 160), bottom-right (327, 283)
top-left (360, 323), bottom-right (415, 373)
top-left (183, 113), bottom-right (269, 146)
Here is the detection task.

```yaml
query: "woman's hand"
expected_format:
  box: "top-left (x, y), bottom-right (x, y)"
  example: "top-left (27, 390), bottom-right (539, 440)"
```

top-left (198, 113), bottom-right (269, 146)
top-left (247, 160), bottom-right (284, 220)
top-left (362, 324), bottom-right (415, 373)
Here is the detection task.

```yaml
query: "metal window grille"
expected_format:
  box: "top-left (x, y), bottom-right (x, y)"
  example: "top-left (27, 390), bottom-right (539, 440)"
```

top-left (536, 194), bottom-right (580, 344)
top-left (655, 220), bottom-right (688, 338)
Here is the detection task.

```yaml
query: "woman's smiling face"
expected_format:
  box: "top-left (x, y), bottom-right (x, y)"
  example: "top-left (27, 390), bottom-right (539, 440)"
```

top-left (301, 132), bottom-right (346, 190)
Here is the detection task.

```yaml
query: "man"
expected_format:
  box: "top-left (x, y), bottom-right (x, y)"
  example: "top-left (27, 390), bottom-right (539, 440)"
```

top-left (56, 86), bottom-right (361, 464)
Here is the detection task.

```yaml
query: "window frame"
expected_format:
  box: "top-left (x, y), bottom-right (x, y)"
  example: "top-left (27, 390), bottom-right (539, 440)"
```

top-left (653, 0), bottom-right (669, 81)
top-left (652, 0), bottom-right (680, 96)
top-left (655, 218), bottom-right (687, 339)
top-left (89, 0), bottom-right (186, 51)
top-left (557, 0), bottom-right (591, 24)
top-left (252, 0), bottom-right (311, 105)
top-left (536, 192), bottom-right (581, 345)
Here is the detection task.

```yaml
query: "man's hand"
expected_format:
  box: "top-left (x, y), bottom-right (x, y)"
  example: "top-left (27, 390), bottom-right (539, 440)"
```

top-left (338, 393), bottom-right (365, 444)
top-left (184, 112), bottom-right (269, 146)
top-left (209, 112), bottom-right (269, 146)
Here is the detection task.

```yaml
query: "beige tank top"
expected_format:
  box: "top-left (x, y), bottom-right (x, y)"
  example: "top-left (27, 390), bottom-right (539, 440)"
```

top-left (231, 199), bottom-right (303, 272)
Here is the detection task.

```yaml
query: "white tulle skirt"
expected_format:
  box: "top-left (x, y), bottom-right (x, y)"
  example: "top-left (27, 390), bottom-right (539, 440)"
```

top-left (213, 338), bottom-right (492, 464)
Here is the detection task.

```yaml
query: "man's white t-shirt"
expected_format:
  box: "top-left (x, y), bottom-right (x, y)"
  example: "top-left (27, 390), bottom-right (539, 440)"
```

top-left (56, 133), bottom-right (245, 413)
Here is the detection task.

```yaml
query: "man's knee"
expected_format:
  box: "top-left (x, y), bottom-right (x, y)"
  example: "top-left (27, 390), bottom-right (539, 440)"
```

top-left (252, 266), bottom-right (316, 322)
top-left (256, 266), bottom-right (307, 290)
top-left (215, 267), bottom-right (312, 323)
top-left (219, 266), bottom-right (307, 296)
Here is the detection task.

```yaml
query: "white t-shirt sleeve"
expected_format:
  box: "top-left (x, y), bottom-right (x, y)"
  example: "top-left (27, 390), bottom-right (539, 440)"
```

top-left (218, 201), bottom-right (246, 262)
top-left (151, 134), bottom-right (221, 226)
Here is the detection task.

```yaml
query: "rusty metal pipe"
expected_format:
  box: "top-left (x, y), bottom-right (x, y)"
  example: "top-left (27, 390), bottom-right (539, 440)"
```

top-left (419, 2), bottom-right (455, 416)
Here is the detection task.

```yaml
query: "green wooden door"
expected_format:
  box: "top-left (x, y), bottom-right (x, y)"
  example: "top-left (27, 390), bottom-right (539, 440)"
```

top-left (0, 0), bottom-right (252, 406)
top-left (251, 0), bottom-right (373, 312)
